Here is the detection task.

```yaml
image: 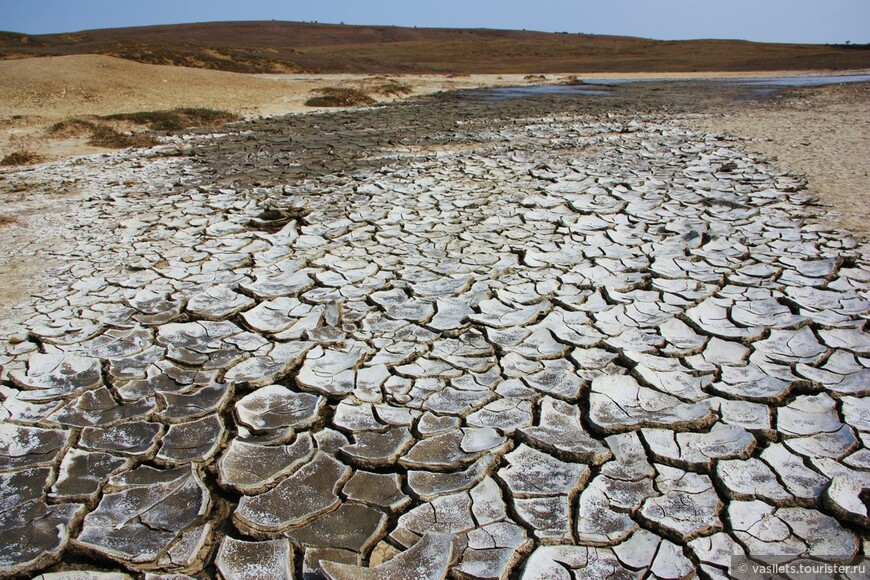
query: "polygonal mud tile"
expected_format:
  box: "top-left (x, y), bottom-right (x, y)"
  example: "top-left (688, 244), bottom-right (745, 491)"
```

top-left (823, 475), bottom-right (870, 527)
top-left (296, 346), bottom-right (366, 396)
top-left (353, 364), bottom-right (391, 403)
top-left (504, 327), bottom-right (569, 361)
top-left (0, 499), bottom-right (85, 576)
top-left (242, 297), bottom-right (316, 335)
top-left (0, 423), bottom-right (72, 472)
top-left (417, 412), bottom-right (462, 436)
top-left (0, 466), bottom-right (52, 513)
top-left (796, 350), bottom-right (870, 395)
top-left (389, 487), bottom-right (473, 547)
top-left (710, 364), bottom-right (796, 403)
top-left (466, 398), bottom-right (533, 434)
top-left (339, 427), bottom-right (415, 469)
top-left (777, 393), bottom-right (843, 437)
top-left (575, 480), bottom-right (639, 547)
top-left (47, 386), bottom-right (154, 427)
top-left (759, 443), bottom-right (829, 504)
top-left (523, 359), bottom-right (583, 400)
top-left (186, 286), bottom-right (254, 320)
top-left (215, 536), bottom-right (294, 580)
top-left (73, 465), bottom-right (210, 570)
top-left (156, 321), bottom-right (249, 369)
top-left (218, 432), bottom-right (314, 494)
top-left (685, 297), bottom-right (763, 341)
top-left (224, 341), bottom-right (314, 387)
top-left (519, 396), bottom-right (611, 464)
top-left (342, 470), bottom-right (410, 512)
top-left (649, 539), bottom-right (696, 579)
top-left (455, 520), bottom-right (532, 579)
top-left (242, 269), bottom-right (314, 300)
top-left (127, 289), bottom-right (183, 325)
top-left (408, 455), bottom-right (499, 501)
top-left (612, 528), bottom-right (661, 570)
top-left (716, 458), bottom-right (793, 504)
top-left (754, 327), bottom-right (828, 365)
top-left (156, 414), bottom-right (225, 465)
top-left (589, 374), bottom-right (714, 434)
top-left (400, 428), bottom-right (508, 471)
top-left (428, 298), bottom-right (474, 333)
top-left (235, 384), bottom-right (324, 435)
top-left (470, 298), bottom-right (551, 329)
top-left (303, 547), bottom-right (360, 580)
top-left (520, 545), bottom-right (638, 580)
top-left (819, 328), bottom-right (870, 355)
top-left (638, 465), bottom-right (723, 542)
top-left (842, 396), bottom-right (870, 432)
top-left (729, 501), bottom-right (858, 559)
top-left (515, 495), bottom-right (575, 544)
top-left (157, 381), bottom-right (231, 422)
top-left (79, 421), bottom-right (163, 458)
top-left (333, 400), bottom-right (389, 432)
top-left (320, 532), bottom-right (454, 580)
top-left (9, 350), bottom-right (103, 401)
top-left (499, 444), bottom-right (590, 499)
top-left (687, 532), bottom-right (745, 575)
top-left (641, 423), bottom-right (756, 470)
top-left (234, 451), bottom-right (350, 536)
top-left (711, 398), bottom-right (773, 436)
top-left (286, 502), bottom-right (388, 554)
top-left (784, 425), bottom-right (858, 461)
top-left (51, 449), bottom-right (129, 503)
top-left (430, 331), bottom-right (497, 373)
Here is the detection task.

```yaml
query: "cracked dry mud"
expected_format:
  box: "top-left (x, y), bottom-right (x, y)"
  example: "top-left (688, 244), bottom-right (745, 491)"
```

top-left (0, 89), bottom-right (869, 579)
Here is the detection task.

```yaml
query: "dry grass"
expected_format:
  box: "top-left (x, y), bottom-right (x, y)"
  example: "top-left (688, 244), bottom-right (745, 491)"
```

top-left (370, 81), bottom-right (413, 97)
top-left (305, 87), bottom-right (377, 107)
top-left (102, 108), bottom-right (240, 131)
top-left (0, 149), bottom-right (43, 166)
top-left (47, 118), bottom-right (99, 137)
top-left (86, 126), bottom-right (159, 148)
top-left (44, 108), bottom-right (240, 150)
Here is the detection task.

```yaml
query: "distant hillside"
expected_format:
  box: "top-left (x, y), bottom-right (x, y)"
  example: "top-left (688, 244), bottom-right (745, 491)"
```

top-left (1, 21), bottom-right (868, 74)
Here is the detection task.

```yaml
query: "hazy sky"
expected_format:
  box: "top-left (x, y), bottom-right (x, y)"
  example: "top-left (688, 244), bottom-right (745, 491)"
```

top-left (2, 0), bottom-right (867, 44)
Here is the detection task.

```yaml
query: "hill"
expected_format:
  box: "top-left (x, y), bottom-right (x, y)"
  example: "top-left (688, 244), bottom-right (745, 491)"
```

top-left (1, 20), bottom-right (868, 74)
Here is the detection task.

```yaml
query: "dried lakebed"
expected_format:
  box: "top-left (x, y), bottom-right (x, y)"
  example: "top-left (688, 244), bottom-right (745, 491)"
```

top-left (1, 92), bottom-right (869, 579)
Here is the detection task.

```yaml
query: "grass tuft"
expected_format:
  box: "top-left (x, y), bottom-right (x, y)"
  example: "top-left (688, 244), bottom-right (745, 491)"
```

top-left (371, 81), bottom-right (413, 97)
top-left (102, 108), bottom-right (240, 131)
top-left (87, 126), bottom-right (160, 148)
top-left (48, 118), bottom-right (98, 137)
top-left (1, 149), bottom-right (43, 166)
top-left (305, 87), bottom-right (376, 107)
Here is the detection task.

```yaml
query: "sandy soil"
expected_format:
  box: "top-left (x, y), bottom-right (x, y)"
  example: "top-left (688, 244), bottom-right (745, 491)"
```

top-left (689, 83), bottom-right (870, 238)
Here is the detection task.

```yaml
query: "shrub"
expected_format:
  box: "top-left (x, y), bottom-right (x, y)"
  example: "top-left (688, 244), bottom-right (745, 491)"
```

top-left (0, 149), bottom-right (43, 166)
top-left (102, 108), bottom-right (240, 131)
top-left (87, 126), bottom-right (159, 148)
top-left (305, 87), bottom-right (376, 107)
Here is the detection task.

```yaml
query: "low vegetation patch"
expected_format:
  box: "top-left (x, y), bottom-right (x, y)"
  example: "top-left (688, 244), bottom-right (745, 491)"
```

top-left (0, 215), bottom-right (19, 227)
top-left (87, 126), bottom-right (159, 148)
top-left (45, 108), bottom-right (240, 151)
top-left (0, 149), bottom-right (43, 166)
top-left (102, 108), bottom-right (240, 131)
top-left (48, 118), bottom-right (99, 138)
top-left (371, 81), bottom-right (413, 97)
top-left (305, 87), bottom-right (377, 107)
